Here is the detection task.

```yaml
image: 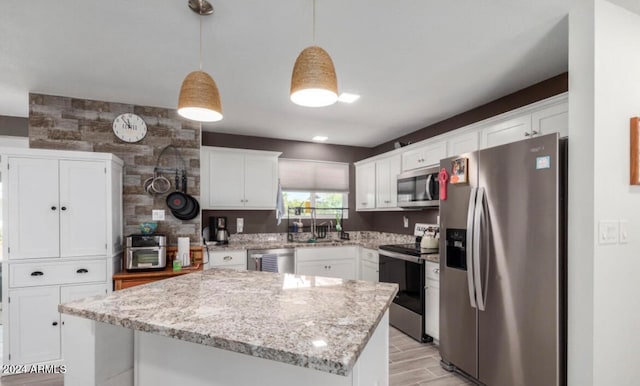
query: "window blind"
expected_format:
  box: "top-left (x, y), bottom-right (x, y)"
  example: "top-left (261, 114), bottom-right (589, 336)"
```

top-left (279, 159), bottom-right (349, 192)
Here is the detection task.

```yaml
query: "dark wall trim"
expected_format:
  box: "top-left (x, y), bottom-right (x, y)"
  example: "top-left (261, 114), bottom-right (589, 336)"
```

top-left (0, 116), bottom-right (28, 137)
top-left (371, 72), bottom-right (568, 155)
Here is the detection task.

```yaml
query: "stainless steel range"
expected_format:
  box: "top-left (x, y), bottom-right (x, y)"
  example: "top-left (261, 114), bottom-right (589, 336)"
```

top-left (378, 223), bottom-right (439, 342)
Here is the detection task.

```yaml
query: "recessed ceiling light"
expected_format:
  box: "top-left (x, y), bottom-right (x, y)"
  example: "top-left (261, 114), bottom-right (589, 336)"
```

top-left (312, 136), bottom-right (328, 141)
top-left (337, 93), bottom-right (360, 103)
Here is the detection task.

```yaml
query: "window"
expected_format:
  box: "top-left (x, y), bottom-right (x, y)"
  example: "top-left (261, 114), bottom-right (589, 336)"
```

top-left (282, 191), bottom-right (348, 219)
top-left (279, 159), bottom-right (349, 219)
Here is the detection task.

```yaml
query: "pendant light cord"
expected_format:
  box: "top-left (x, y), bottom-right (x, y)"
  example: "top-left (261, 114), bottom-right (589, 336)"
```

top-left (199, 10), bottom-right (203, 70)
top-left (312, 0), bottom-right (316, 43)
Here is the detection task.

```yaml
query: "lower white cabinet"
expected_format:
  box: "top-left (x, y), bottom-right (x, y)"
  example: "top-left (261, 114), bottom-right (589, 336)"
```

top-left (424, 261), bottom-right (440, 341)
top-left (295, 246), bottom-right (358, 280)
top-left (359, 248), bottom-right (379, 282)
top-left (7, 282), bottom-right (108, 365)
top-left (8, 287), bottom-right (61, 365)
top-left (206, 249), bottom-right (247, 271)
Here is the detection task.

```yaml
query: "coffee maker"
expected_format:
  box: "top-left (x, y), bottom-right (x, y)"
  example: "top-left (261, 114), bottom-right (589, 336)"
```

top-left (210, 216), bottom-right (230, 244)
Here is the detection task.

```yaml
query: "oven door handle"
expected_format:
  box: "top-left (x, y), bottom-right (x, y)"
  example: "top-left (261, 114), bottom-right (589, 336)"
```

top-left (377, 249), bottom-right (422, 264)
top-left (466, 187), bottom-right (478, 309)
top-left (425, 174), bottom-right (433, 200)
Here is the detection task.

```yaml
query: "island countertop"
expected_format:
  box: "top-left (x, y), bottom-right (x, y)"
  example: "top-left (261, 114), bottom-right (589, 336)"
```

top-left (59, 269), bottom-right (398, 376)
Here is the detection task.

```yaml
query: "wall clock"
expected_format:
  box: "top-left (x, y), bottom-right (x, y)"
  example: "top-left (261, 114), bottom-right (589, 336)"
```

top-left (112, 113), bottom-right (148, 143)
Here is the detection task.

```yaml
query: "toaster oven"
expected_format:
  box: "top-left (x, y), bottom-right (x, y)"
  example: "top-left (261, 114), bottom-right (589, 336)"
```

top-left (125, 234), bottom-right (167, 270)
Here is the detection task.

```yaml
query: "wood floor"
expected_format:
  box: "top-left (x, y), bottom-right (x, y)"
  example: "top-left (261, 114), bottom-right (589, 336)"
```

top-left (0, 327), bottom-right (471, 386)
top-left (389, 327), bottom-right (472, 386)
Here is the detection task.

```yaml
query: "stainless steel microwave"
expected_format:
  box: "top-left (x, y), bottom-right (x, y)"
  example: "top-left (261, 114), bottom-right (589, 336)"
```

top-left (397, 166), bottom-right (440, 208)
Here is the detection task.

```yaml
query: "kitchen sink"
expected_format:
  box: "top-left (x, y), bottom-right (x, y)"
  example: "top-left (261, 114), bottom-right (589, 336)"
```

top-left (306, 239), bottom-right (344, 244)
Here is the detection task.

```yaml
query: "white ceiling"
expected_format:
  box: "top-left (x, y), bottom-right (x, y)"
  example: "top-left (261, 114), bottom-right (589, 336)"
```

top-left (0, 0), bottom-right (569, 147)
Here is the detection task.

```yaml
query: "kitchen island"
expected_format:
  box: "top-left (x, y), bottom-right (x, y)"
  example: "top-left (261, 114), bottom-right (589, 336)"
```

top-left (59, 268), bottom-right (398, 386)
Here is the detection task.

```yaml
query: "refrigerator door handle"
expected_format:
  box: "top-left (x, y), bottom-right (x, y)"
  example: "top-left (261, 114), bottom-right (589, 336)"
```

top-left (425, 174), bottom-right (433, 200)
top-left (466, 187), bottom-right (478, 309)
top-left (473, 187), bottom-right (486, 311)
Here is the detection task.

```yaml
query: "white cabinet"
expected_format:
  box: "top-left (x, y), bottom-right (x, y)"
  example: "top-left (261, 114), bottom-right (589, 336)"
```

top-left (481, 98), bottom-right (568, 149)
top-left (447, 130), bottom-right (479, 156)
top-left (8, 287), bottom-right (61, 365)
top-left (359, 248), bottom-right (379, 282)
top-left (355, 155), bottom-right (401, 211)
top-left (206, 249), bottom-right (247, 271)
top-left (375, 155), bottom-right (401, 208)
top-left (531, 101), bottom-right (568, 139)
top-left (481, 115), bottom-right (532, 149)
top-left (0, 148), bottom-right (122, 368)
top-left (424, 261), bottom-right (440, 341)
top-left (200, 147), bottom-right (281, 210)
top-left (7, 283), bottom-right (108, 366)
top-left (355, 162), bottom-right (376, 211)
top-left (296, 246), bottom-right (358, 280)
top-left (7, 159), bottom-right (108, 260)
top-left (401, 140), bottom-right (446, 171)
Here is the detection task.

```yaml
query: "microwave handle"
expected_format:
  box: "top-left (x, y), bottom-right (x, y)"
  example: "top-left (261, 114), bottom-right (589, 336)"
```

top-left (425, 174), bottom-right (432, 200)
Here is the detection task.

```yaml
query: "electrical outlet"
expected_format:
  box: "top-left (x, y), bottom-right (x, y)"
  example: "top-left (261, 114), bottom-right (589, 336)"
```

top-left (598, 220), bottom-right (619, 245)
top-left (403, 216), bottom-right (409, 228)
top-left (152, 209), bottom-right (165, 221)
top-left (237, 218), bottom-right (244, 233)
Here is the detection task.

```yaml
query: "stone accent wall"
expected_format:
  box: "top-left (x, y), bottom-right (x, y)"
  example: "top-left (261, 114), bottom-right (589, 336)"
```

top-left (28, 93), bottom-right (201, 245)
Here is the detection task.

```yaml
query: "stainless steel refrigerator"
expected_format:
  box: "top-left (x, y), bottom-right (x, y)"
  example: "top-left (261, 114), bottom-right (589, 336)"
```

top-left (439, 133), bottom-right (567, 386)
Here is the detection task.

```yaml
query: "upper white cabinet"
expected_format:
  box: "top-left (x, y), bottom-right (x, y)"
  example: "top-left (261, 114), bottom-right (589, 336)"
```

top-left (355, 154), bottom-right (402, 211)
top-left (481, 97), bottom-right (568, 149)
top-left (401, 140), bottom-right (447, 171)
top-left (375, 155), bottom-right (401, 209)
top-left (531, 101), bottom-right (568, 139)
top-left (355, 162), bottom-right (376, 211)
top-left (481, 115), bottom-right (532, 149)
top-left (447, 130), bottom-right (479, 156)
top-left (201, 147), bottom-right (281, 210)
top-left (4, 152), bottom-right (121, 260)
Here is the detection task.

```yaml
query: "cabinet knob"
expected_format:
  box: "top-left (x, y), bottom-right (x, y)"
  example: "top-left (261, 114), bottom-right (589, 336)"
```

top-left (61, 206), bottom-right (67, 211)
top-left (532, 130), bottom-right (539, 136)
top-left (30, 271), bottom-right (44, 277)
top-left (52, 321), bottom-right (58, 326)
top-left (434, 268), bottom-right (440, 274)
top-left (524, 132), bottom-right (531, 137)
top-left (76, 268), bottom-right (89, 274)
top-left (223, 256), bottom-right (233, 261)
top-left (50, 206), bottom-right (57, 211)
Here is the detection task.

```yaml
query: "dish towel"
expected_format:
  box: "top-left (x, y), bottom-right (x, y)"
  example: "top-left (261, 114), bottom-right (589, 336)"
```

top-left (261, 254), bottom-right (279, 273)
top-left (275, 180), bottom-right (285, 225)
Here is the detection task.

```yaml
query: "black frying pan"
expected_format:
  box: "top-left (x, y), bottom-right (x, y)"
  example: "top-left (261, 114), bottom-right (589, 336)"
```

top-left (170, 171), bottom-right (200, 220)
top-left (166, 171), bottom-right (189, 211)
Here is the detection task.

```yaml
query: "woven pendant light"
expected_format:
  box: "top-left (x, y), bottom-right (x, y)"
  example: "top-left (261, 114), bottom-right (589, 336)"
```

top-left (291, 46), bottom-right (338, 107)
top-left (177, 0), bottom-right (223, 122)
top-left (290, 0), bottom-right (338, 107)
top-left (178, 70), bottom-right (222, 122)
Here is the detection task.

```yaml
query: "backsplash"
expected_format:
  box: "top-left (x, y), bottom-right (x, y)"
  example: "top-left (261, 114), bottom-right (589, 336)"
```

top-left (28, 93), bottom-right (201, 245)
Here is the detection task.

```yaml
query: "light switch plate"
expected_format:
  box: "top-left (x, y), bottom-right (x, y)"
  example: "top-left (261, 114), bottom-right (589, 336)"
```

top-left (152, 209), bottom-right (165, 221)
top-left (237, 218), bottom-right (244, 233)
top-left (619, 220), bottom-right (629, 244)
top-left (598, 220), bottom-right (619, 244)
top-left (403, 216), bottom-right (409, 228)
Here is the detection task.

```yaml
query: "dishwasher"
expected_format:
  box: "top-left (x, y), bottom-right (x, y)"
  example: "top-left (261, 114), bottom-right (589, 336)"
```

top-left (247, 248), bottom-right (295, 273)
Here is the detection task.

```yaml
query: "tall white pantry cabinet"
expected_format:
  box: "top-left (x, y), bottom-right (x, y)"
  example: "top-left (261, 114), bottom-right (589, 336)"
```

top-left (0, 147), bottom-right (123, 369)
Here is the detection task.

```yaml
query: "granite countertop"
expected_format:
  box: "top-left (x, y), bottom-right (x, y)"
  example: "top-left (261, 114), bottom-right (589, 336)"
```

top-left (59, 269), bottom-right (398, 376)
